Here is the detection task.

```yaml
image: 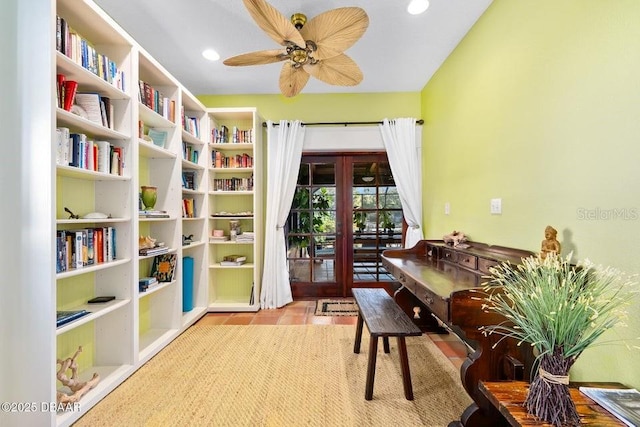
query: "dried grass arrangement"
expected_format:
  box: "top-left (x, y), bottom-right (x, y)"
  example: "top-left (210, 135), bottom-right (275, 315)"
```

top-left (480, 253), bottom-right (638, 426)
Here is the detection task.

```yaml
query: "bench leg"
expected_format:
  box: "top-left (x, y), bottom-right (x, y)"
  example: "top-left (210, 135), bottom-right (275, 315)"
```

top-left (383, 336), bottom-right (390, 353)
top-left (397, 336), bottom-right (414, 400)
top-left (365, 335), bottom-right (379, 400)
top-left (353, 313), bottom-right (364, 354)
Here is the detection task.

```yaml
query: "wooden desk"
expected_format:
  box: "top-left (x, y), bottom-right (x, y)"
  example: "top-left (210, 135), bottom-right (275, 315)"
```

top-left (479, 381), bottom-right (625, 426)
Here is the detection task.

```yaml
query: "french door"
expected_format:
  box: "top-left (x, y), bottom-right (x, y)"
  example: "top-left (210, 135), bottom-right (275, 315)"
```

top-left (286, 153), bottom-right (403, 298)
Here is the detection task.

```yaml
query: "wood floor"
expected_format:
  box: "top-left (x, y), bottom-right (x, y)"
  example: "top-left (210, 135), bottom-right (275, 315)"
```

top-left (196, 299), bottom-right (469, 371)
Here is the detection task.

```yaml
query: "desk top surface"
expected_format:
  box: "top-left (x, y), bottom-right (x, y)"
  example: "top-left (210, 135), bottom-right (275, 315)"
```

top-left (480, 381), bottom-right (625, 426)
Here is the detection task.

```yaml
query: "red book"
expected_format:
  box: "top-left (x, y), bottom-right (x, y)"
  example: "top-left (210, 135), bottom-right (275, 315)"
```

top-left (94, 229), bottom-right (103, 263)
top-left (63, 80), bottom-right (78, 111)
top-left (57, 74), bottom-right (66, 109)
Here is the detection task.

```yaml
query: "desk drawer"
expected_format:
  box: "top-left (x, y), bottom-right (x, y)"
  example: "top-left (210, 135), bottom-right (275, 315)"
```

top-left (415, 285), bottom-right (448, 322)
top-left (457, 254), bottom-right (478, 270)
top-left (442, 248), bottom-right (457, 263)
top-left (478, 257), bottom-right (499, 275)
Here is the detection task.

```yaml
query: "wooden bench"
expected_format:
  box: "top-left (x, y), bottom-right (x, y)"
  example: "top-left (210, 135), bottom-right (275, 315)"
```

top-left (352, 288), bottom-right (422, 400)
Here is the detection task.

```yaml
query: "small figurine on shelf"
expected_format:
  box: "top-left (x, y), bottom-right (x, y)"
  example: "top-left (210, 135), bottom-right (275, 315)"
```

top-left (56, 346), bottom-right (100, 405)
top-left (182, 234), bottom-right (194, 245)
top-left (443, 230), bottom-right (467, 247)
top-left (540, 225), bottom-right (561, 259)
top-left (139, 235), bottom-right (157, 249)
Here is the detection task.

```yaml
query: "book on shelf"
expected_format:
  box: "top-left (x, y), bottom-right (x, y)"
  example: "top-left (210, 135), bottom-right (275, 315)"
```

top-left (74, 92), bottom-right (104, 125)
top-left (579, 387), bottom-right (640, 427)
top-left (147, 128), bottom-right (168, 148)
top-left (235, 232), bottom-right (255, 243)
top-left (139, 246), bottom-right (169, 256)
top-left (139, 210), bottom-right (170, 218)
top-left (220, 254), bottom-right (246, 266)
top-left (209, 235), bottom-right (230, 242)
top-left (139, 276), bottom-right (159, 292)
top-left (150, 253), bottom-right (177, 282)
top-left (56, 310), bottom-right (90, 328)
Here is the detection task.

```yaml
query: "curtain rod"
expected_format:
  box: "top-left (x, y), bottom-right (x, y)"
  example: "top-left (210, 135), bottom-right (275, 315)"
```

top-left (262, 119), bottom-right (424, 128)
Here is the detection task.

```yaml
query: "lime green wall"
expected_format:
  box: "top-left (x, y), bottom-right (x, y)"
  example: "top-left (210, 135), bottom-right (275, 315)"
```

top-left (198, 92), bottom-right (420, 123)
top-left (421, 0), bottom-right (640, 387)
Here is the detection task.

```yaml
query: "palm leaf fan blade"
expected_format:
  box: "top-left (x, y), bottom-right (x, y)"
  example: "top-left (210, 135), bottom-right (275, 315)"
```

top-left (243, 0), bottom-right (305, 47)
top-left (299, 7), bottom-right (369, 60)
top-left (223, 50), bottom-right (286, 66)
top-left (304, 54), bottom-right (363, 86)
top-left (279, 62), bottom-right (310, 97)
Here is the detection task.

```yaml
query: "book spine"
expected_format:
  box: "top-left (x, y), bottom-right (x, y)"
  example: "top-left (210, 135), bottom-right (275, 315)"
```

top-left (74, 231), bottom-right (83, 269)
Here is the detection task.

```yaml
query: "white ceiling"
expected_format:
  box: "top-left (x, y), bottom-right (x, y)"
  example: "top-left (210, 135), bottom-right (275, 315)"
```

top-left (93, 0), bottom-right (493, 97)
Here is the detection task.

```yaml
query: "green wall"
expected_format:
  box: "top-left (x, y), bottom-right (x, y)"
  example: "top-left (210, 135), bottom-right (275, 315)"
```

top-left (198, 92), bottom-right (421, 123)
top-left (421, 0), bottom-right (640, 388)
top-left (199, 0), bottom-right (640, 387)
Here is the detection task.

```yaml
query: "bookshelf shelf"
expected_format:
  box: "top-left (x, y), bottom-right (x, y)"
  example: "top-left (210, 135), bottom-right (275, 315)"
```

top-left (210, 167), bottom-right (254, 173)
top-left (182, 159), bottom-right (205, 170)
top-left (56, 258), bottom-right (130, 280)
top-left (183, 241), bottom-right (206, 250)
top-left (182, 188), bottom-right (204, 196)
top-left (55, 298), bottom-right (130, 335)
top-left (182, 130), bottom-right (204, 146)
top-left (138, 103), bottom-right (177, 128)
top-left (57, 164), bottom-right (130, 181)
top-left (209, 190), bottom-right (254, 195)
top-left (210, 142), bottom-right (254, 150)
top-left (56, 217), bottom-right (130, 225)
top-left (138, 280), bottom-right (174, 299)
top-left (138, 328), bottom-right (179, 363)
top-left (138, 216), bottom-right (177, 222)
top-left (56, 108), bottom-right (130, 140)
top-left (211, 262), bottom-right (255, 269)
top-left (139, 140), bottom-right (177, 159)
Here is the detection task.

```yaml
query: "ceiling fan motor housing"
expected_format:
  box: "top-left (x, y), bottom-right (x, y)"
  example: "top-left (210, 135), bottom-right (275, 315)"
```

top-left (291, 13), bottom-right (307, 29)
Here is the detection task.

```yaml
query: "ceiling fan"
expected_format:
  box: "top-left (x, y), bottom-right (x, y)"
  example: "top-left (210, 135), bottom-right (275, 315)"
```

top-left (223, 0), bottom-right (369, 97)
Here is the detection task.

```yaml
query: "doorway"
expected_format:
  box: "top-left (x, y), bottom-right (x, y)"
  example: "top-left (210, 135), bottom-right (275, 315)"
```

top-left (286, 153), bottom-right (403, 298)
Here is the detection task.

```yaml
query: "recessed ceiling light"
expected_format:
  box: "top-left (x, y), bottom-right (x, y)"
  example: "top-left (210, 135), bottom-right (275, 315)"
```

top-left (202, 49), bottom-right (220, 61)
top-left (407, 0), bottom-right (429, 15)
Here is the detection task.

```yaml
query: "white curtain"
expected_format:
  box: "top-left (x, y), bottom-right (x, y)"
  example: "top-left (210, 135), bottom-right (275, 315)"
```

top-left (260, 120), bottom-right (305, 309)
top-left (379, 118), bottom-right (424, 248)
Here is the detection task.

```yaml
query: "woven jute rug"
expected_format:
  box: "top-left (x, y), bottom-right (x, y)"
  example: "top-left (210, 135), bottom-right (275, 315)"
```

top-left (315, 298), bottom-right (359, 316)
top-left (74, 325), bottom-right (472, 427)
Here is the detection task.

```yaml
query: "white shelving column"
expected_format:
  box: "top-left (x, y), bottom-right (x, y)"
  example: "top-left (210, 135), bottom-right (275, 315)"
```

top-left (207, 108), bottom-right (264, 312)
top-left (179, 89), bottom-right (210, 327)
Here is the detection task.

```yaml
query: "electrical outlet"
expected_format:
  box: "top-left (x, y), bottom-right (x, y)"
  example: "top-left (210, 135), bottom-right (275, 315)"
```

top-left (444, 202), bottom-right (450, 215)
top-left (490, 198), bottom-right (502, 215)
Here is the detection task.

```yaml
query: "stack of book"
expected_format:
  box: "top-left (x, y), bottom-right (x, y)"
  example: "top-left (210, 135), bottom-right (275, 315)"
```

top-left (56, 309), bottom-right (90, 328)
top-left (139, 245), bottom-right (169, 256)
top-left (139, 276), bottom-right (158, 292)
top-left (235, 232), bottom-right (255, 243)
top-left (220, 254), bottom-right (246, 266)
top-left (209, 235), bottom-right (229, 243)
top-left (139, 210), bottom-right (169, 218)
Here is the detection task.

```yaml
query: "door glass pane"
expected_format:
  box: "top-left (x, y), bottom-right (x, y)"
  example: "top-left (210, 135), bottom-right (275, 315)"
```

top-left (312, 163), bottom-right (335, 185)
top-left (287, 161), bottom-right (336, 289)
top-left (352, 161), bottom-right (401, 283)
top-left (297, 163), bottom-right (310, 185)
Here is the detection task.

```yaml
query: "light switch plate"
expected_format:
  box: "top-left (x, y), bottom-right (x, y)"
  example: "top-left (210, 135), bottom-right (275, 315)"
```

top-left (490, 198), bottom-right (502, 214)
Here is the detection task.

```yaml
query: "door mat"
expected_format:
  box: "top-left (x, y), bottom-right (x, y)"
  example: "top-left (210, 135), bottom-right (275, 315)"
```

top-left (314, 299), bottom-right (359, 316)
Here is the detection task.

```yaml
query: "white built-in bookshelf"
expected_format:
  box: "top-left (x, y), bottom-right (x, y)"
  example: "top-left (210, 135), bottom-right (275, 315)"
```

top-left (208, 108), bottom-right (264, 312)
top-left (50, 0), bottom-right (212, 425)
